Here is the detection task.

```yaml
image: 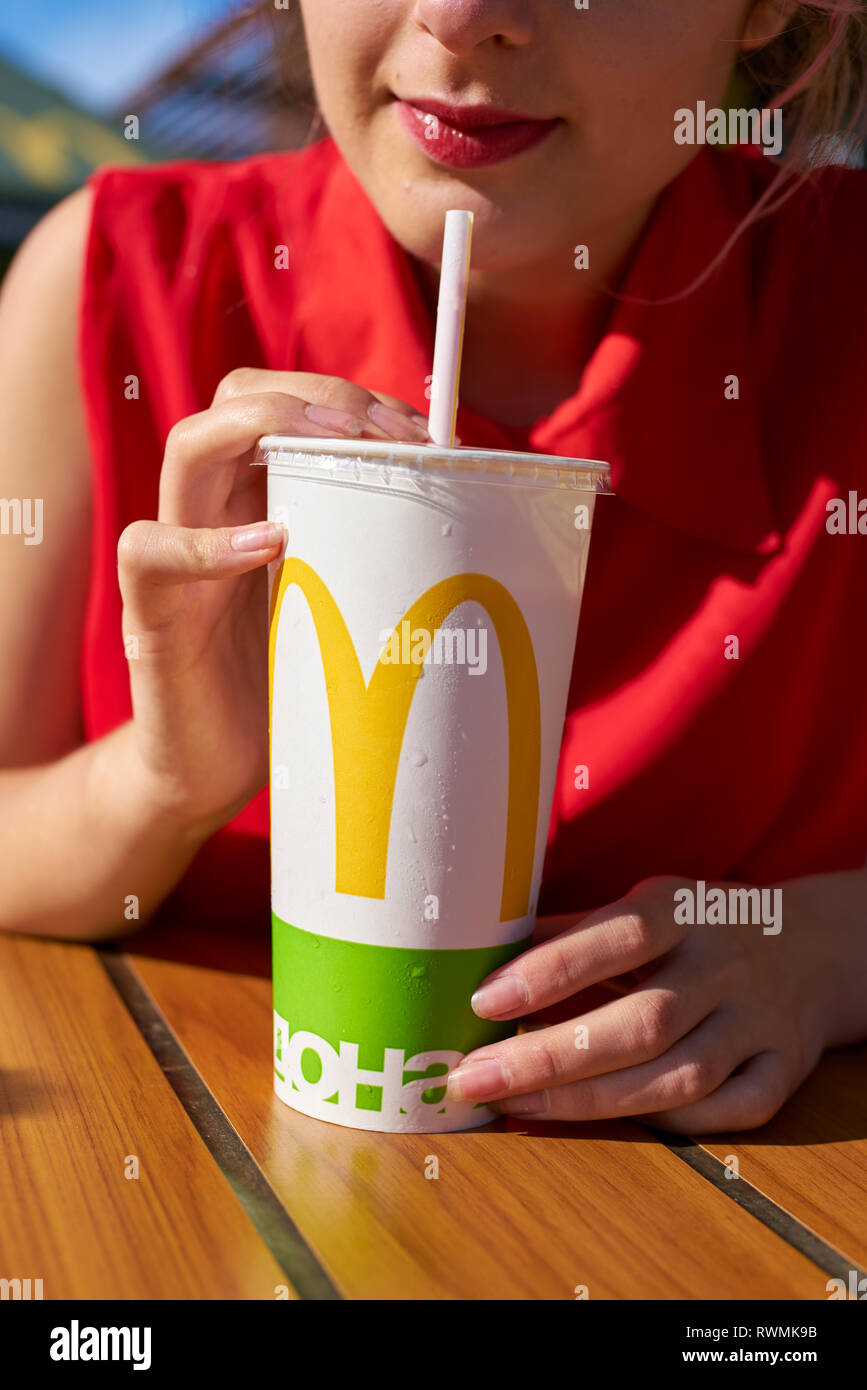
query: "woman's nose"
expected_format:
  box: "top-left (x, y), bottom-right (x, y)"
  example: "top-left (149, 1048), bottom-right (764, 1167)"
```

top-left (414, 0), bottom-right (535, 55)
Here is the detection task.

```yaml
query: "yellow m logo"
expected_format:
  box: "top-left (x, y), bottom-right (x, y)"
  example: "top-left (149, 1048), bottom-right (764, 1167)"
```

top-left (268, 559), bottom-right (541, 922)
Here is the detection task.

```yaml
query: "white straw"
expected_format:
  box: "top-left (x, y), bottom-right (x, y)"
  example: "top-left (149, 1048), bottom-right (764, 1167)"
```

top-left (427, 209), bottom-right (473, 447)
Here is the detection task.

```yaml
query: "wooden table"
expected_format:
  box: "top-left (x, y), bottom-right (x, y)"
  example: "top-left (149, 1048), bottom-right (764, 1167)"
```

top-left (1, 918), bottom-right (865, 1301)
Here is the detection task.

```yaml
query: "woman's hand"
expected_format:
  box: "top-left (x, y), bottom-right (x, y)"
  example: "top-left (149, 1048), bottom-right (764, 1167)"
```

top-left (445, 868), bottom-right (867, 1133)
top-left (117, 368), bottom-right (430, 832)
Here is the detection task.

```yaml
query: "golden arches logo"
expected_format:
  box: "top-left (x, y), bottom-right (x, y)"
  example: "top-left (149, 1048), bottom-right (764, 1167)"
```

top-left (268, 558), bottom-right (541, 922)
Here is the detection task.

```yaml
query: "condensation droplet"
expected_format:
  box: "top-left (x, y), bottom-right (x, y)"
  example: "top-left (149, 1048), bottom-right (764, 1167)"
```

top-left (441, 521), bottom-right (453, 537)
top-left (408, 749), bottom-right (428, 767)
top-left (407, 825), bottom-right (417, 843)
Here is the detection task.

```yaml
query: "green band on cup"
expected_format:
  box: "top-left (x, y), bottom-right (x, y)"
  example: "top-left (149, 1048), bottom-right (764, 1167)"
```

top-left (272, 912), bottom-right (531, 1128)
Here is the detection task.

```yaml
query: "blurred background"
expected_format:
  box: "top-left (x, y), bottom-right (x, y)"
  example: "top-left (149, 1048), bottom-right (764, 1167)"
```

top-left (0, 0), bottom-right (863, 277)
top-left (0, 0), bottom-right (315, 274)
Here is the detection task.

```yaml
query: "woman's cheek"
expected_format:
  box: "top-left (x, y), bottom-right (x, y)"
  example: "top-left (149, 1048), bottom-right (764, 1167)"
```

top-left (297, 0), bottom-right (395, 132)
top-left (569, 19), bottom-right (743, 206)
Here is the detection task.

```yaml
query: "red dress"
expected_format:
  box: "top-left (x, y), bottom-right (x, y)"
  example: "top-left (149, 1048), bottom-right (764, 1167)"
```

top-left (79, 139), bottom-right (867, 953)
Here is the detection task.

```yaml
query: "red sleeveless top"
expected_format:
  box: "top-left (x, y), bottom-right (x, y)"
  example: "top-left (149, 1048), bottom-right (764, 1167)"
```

top-left (79, 139), bottom-right (867, 950)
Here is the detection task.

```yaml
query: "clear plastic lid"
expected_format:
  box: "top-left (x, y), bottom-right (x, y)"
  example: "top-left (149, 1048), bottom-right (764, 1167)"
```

top-left (254, 436), bottom-right (611, 494)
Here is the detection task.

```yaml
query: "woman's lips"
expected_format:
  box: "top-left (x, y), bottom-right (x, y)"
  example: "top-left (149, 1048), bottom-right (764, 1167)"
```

top-left (394, 98), bottom-right (561, 169)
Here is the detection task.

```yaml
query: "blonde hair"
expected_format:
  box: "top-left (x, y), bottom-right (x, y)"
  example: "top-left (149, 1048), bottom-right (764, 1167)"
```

top-left (743, 0), bottom-right (866, 169)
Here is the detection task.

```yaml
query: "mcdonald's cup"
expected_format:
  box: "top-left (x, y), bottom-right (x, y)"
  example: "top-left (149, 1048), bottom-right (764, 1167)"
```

top-left (255, 438), bottom-right (610, 1132)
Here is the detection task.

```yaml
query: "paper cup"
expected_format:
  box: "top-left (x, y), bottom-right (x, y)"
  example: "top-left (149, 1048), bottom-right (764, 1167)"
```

top-left (254, 438), bottom-right (610, 1132)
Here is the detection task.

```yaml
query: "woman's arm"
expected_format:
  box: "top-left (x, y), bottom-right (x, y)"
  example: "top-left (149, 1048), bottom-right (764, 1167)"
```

top-left (0, 191), bottom-right (219, 940)
top-left (0, 722), bottom-right (227, 939)
top-left (0, 197), bottom-right (436, 942)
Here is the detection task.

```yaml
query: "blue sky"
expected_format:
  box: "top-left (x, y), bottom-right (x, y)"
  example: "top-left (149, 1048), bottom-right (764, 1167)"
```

top-left (0, 0), bottom-right (241, 111)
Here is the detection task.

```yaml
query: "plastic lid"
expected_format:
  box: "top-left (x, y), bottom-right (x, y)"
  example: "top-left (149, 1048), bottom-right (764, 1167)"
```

top-left (254, 436), bottom-right (611, 493)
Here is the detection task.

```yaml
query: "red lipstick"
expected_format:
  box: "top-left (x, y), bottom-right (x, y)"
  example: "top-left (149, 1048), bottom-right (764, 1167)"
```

top-left (394, 96), bottom-right (561, 170)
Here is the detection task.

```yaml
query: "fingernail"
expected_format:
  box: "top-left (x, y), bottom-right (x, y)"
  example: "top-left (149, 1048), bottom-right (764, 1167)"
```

top-left (411, 412), bottom-right (432, 430)
top-left (230, 522), bottom-right (286, 552)
top-left (445, 1058), bottom-right (508, 1102)
top-left (368, 401), bottom-right (430, 440)
top-left (491, 1091), bottom-right (549, 1116)
top-left (304, 403), bottom-right (365, 435)
top-left (471, 975), bottom-right (528, 1019)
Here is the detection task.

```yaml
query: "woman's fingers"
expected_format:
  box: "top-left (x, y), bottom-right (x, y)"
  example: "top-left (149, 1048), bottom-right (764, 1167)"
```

top-left (160, 382), bottom-right (431, 526)
top-left (637, 1049), bottom-right (803, 1135)
top-left (211, 368), bottom-right (431, 441)
top-left (530, 910), bottom-right (593, 944)
top-left (117, 518), bottom-right (285, 631)
top-left (447, 954), bottom-right (722, 1104)
top-left (486, 1008), bottom-right (752, 1122)
top-left (158, 391), bottom-right (369, 524)
top-left (471, 881), bottom-right (687, 1020)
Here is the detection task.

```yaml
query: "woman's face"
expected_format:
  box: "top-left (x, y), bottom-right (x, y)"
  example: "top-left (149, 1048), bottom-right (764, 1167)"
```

top-left (297, 0), bottom-right (781, 273)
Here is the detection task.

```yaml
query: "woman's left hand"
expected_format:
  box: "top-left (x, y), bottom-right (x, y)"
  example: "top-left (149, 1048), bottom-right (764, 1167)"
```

top-left (446, 868), bottom-right (867, 1132)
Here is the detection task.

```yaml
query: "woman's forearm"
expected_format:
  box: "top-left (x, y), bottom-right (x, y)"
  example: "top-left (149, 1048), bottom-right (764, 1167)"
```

top-left (0, 721), bottom-right (222, 940)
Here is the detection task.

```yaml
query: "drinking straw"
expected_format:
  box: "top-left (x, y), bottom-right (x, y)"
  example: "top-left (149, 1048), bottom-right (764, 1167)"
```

top-left (427, 209), bottom-right (473, 447)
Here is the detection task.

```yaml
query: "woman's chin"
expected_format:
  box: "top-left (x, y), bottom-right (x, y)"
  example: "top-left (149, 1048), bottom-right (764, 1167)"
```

top-left (372, 181), bottom-right (571, 275)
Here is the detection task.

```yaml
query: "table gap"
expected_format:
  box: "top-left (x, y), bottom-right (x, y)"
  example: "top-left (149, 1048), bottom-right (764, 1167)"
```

top-left (100, 948), bottom-right (342, 1301)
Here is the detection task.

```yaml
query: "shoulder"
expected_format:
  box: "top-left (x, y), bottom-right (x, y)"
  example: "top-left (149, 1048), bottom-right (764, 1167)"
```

top-left (0, 187), bottom-right (92, 409)
top-left (1, 185), bottom-right (93, 302)
top-left (0, 187), bottom-right (94, 468)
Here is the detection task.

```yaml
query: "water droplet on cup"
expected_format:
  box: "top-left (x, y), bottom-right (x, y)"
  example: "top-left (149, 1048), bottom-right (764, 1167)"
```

top-left (407, 825), bottom-right (417, 843)
top-left (408, 749), bottom-right (428, 767)
top-left (441, 521), bottom-right (453, 537)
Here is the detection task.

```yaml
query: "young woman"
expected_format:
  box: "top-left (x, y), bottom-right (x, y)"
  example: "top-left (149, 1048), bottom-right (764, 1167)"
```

top-left (0, 0), bottom-right (865, 1132)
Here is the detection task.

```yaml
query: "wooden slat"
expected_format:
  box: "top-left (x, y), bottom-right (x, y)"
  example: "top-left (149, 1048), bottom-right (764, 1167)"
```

top-left (698, 1043), bottom-right (867, 1272)
top-left (129, 951), bottom-right (834, 1300)
top-left (0, 935), bottom-right (296, 1299)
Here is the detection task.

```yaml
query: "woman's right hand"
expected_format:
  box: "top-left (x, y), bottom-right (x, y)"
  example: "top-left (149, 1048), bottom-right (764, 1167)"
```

top-left (117, 369), bottom-right (431, 833)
